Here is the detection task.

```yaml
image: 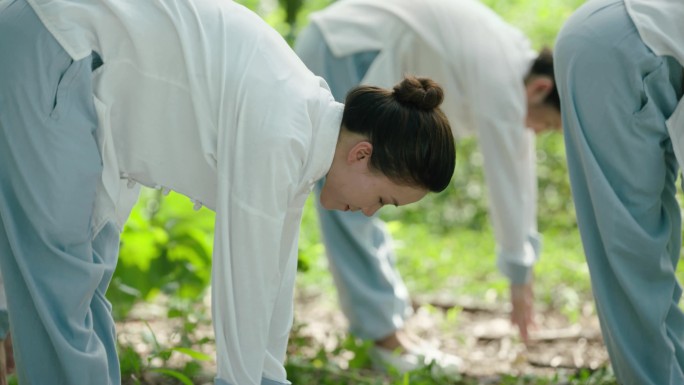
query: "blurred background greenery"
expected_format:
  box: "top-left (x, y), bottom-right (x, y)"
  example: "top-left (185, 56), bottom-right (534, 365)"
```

top-left (90, 1), bottom-right (683, 384)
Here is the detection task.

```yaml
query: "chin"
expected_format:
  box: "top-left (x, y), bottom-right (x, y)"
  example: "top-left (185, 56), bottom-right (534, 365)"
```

top-left (318, 194), bottom-right (334, 210)
top-left (319, 184), bottom-right (339, 210)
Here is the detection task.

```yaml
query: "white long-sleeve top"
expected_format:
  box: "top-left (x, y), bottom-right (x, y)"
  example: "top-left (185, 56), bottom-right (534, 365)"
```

top-left (626, 0), bottom-right (684, 170)
top-left (25, 0), bottom-right (343, 383)
top-left (310, 0), bottom-right (539, 284)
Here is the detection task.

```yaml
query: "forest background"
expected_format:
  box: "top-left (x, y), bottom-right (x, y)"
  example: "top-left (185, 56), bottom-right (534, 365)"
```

top-left (10, 0), bottom-right (682, 384)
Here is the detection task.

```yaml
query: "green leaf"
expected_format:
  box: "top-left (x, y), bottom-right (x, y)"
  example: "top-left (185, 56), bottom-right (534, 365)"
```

top-left (171, 346), bottom-right (212, 361)
top-left (150, 368), bottom-right (195, 385)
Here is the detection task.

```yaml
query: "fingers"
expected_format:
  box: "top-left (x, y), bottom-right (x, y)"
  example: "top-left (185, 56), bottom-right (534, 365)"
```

top-left (3, 334), bottom-right (11, 375)
top-left (510, 305), bottom-right (530, 344)
top-left (510, 283), bottom-right (535, 346)
top-left (0, 338), bottom-right (5, 385)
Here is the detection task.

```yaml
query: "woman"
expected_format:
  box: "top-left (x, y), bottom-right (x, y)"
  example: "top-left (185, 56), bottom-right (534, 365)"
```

top-left (0, 0), bottom-right (456, 384)
top-left (294, 0), bottom-right (560, 372)
top-left (555, 0), bottom-right (684, 384)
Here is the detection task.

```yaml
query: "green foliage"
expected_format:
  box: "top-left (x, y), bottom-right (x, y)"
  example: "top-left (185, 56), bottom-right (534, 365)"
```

top-left (119, 340), bottom-right (210, 385)
top-left (297, 194), bottom-right (326, 274)
top-left (119, 343), bottom-right (145, 382)
top-left (106, 1), bottom-right (621, 384)
top-left (277, 0), bottom-right (304, 43)
top-left (284, 353), bottom-right (618, 385)
top-left (108, 189), bottom-right (215, 320)
top-left (285, 332), bottom-right (467, 385)
top-left (119, 311), bottom-right (212, 385)
top-left (242, 0), bottom-right (333, 46)
top-left (284, 311), bottom-right (618, 385)
top-left (480, 0), bottom-right (587, 48)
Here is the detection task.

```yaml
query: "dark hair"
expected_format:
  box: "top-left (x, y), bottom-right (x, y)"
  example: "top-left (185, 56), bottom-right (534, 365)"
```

top-left (341, 76), bottom-right (456, 192)
top-left (527, 47), bottom-right (560, 112)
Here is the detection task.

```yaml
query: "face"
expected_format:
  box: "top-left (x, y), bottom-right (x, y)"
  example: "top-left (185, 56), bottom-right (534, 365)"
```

top-left (525, 76), bottom-right (562, 134)
top-left (319, 142), bottom-right (428, 216)
top-left (526, 103), bottom-right (562, 134)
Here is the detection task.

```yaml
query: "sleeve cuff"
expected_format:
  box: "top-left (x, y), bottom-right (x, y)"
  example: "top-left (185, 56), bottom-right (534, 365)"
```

top-left (497, 259), bottom-right (534, 285)
top-left (496, 232), bottom-right (542, 285)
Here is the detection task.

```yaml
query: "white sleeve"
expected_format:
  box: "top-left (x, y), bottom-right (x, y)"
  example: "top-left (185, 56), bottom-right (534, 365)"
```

top-left (211, 120), bottom-right (306, 384)
top-left (210, 9), bottom-right (321, 383)
top-left (457, 17), bottom-right (540, 284)
top-left (211, 199), bottom-right (295, 385)
top-left (477, 109), bottom-right (540, 285)
top-left (359, 28), bottom-right (414, 89)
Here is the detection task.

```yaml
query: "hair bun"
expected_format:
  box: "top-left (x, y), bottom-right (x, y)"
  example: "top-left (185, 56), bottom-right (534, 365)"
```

top-left (392, 76), bottom-right (444, 110)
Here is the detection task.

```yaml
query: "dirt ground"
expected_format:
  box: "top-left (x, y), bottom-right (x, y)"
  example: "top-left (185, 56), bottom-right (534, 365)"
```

top-left (292, 290), bottom-right (610, 379)
top-left (117, 290), bottom-right (610, 384)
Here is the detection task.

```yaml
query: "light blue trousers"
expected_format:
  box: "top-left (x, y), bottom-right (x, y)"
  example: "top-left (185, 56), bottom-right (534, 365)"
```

top-left (555, 0), bottom-right (684, 384)
top-left (0, 310), bottom-right (7, 340)
top-left (0, 1), bottom-right (121, 384)
top-left (295, 25), bottom-right (413, 341)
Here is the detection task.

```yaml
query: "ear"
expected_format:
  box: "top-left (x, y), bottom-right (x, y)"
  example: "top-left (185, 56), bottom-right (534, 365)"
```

top-left (347, 141), bottom-right (373, 164)
top-left (526, 76), bottom-right (554, 106)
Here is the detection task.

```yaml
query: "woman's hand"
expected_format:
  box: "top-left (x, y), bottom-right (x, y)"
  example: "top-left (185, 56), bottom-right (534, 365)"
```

top-left (5, 334), bottom-right (12, 376)
top-left (0, 333), bottom-right (13, 385)
top-left (510, 282), bottom-right (536, 345)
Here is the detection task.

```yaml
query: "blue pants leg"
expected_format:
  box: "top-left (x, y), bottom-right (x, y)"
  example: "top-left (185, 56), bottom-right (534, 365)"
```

top-left (313, 183), bottom-right (412, 340)
top-left (555, 1), bottom-right (684, 384)
top-left (295, 25), bottom-right (412, 340)
top-left (0, 270), bottom-right (7, 341)
top-left (0, 1), bottom-right (120, 384)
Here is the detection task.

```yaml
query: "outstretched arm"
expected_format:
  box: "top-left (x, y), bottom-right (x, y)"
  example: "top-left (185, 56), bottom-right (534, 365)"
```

top-left (477, 104), bottom-right (540, 344)
top-left (211, 117), bottom-right (309, 384)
